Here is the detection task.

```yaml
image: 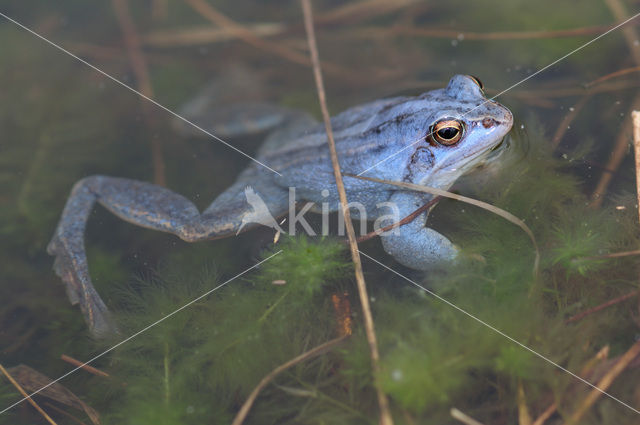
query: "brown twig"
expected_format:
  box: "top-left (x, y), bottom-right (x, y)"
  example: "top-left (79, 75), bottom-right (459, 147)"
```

top-left (0, 363), bottom-right (58, 425)
top-left (563, 340), bottom-right (640, 425)
top-left (301, 1), bottom-right (393, 424)
top-left (531, 403), bottom-right (557, 425)
top-left (230, 335), bottom-right (348, 425)
top-left (112, 0), bottom-right (166, 186)
top-left (60, 355), bottom-right (110, 378)
top-left (355, 21), bottom-right (638, 41)
top-left (589, 0), bottom-right (640, 208)
top-left (356, 196), bottom-right (442, 243)
top-left (574, 248), bottom-right (640, 261)
top-left (586, 66), bottom-right (640, 87)
top-left (565, 290), bottom-right (640, 324)
top-left (142, 23), bottom-right (286, 47)
top-left (183, 0), bottom-right (358, 82)
top-left (589, 103), bottom-right (640, 208)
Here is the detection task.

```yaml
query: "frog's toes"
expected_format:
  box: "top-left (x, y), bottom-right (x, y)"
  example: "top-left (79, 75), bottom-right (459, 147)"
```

top-left (47, 235), bottom-right (118, 337)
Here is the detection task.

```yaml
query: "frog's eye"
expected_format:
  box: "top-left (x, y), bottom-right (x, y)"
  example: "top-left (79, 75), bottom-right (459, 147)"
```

top-left (466, 75), bottom-right (484, 91)
top-left (429, 119), bottom-right (465, 146)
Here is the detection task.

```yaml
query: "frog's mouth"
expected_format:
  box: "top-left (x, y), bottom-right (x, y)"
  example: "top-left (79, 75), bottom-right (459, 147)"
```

top-left (438, 137), bottom-right (505, 173)
top-left (427, 131), bottom-right (511, 188)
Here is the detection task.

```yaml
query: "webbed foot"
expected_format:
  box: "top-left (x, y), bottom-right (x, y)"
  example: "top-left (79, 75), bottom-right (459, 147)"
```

top-left (48, 233), bottom-right (117, 336)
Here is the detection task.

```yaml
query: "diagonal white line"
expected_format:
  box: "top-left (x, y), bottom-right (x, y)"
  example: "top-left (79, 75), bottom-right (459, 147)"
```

top-left (358, 12), bottom-right (640, 176)
top-left (0, 11), bottom-right (282, 177)
top-left (0, 250), bottom-right (282, 415)
top-left (358, 250), bottom-right (640, 416)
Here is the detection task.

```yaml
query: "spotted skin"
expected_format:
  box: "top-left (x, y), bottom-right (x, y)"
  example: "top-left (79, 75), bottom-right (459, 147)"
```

top-left (48, 75), bottom-right (513, 335)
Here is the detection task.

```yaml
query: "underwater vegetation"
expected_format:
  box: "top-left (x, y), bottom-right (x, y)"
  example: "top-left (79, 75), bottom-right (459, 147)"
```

top-left (3, 123), bottom-right (637, 424)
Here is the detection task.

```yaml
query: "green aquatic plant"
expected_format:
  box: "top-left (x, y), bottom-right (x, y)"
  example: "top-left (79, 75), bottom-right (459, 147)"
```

top-left (100, 236), bottom-right (360, 424)
top-left (78, 122), bottom-right (640, 425)
top-left (370, 121), bottom-right (640, 423)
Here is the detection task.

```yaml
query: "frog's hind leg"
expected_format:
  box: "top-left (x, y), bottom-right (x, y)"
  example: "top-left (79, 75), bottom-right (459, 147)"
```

top-left (48, 173), bottom-right (288, 336)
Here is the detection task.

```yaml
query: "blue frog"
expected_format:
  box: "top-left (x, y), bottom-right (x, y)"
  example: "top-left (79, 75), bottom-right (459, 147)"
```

top-left (48, 74), bottom-right (513, 335)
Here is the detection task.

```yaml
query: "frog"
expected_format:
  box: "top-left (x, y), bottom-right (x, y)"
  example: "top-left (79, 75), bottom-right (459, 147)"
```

top-left (47, 74), bottom-right (513, 335)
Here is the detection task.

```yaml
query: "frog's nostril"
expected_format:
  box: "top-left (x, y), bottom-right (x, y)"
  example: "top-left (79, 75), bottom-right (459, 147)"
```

top-left (482, 118), bottom-right (495, 128)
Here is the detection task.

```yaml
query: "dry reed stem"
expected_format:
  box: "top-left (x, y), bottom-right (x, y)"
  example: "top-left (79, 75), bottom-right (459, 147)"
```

top-left (0, 364), bottom-right (58, 425)
top-left (144, 0), bottom-right (418, 48)
top-left (517, 380), bottom-right (533, 425)
top-left (563, 340), bottom-right (640, 425)
top-left (300, 1), bottom-right (393, 424)
top-left (112, 0), bottom-right (166, 186)
top-left (230, 335), bottom-right (348, 425)
top-left (183, 0), bottom-right (358, 82)
top-left (531, 403), bottom-right (557, 425)
top-left (589, 0), bottom-right (640, 207)
top-left (60, 355), bottom-right (110, 378)
top-left (565, 289), bottom-right (640, 323)
top-left (633, 110), bottom-right (640, 222)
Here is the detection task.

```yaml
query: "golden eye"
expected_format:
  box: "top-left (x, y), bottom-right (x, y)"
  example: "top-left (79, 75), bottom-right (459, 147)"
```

top-left (429, 119), bottom-right (464, 146)
top-left (466, 75), bottom-right (484, 91)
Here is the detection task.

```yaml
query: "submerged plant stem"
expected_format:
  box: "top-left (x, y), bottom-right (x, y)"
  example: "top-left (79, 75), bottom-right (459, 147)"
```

top-left (60, 355), bottom-right (110, 378)
top-left (565, 289), bottom-right (640, 323)
top-left (301, 1), bottom-right (394, 424)
top-left (231, 335), bottom-right (349, 425)
top-left (590, 0), bottom-right (640, 208)
top-left (564, 340), bottom-right (640, 424)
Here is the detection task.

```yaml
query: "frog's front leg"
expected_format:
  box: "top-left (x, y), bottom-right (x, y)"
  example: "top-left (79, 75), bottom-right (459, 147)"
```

top-left (48, 174), bottom-right (286, 336)
top-left (378, 191), bottom-right (457, 270)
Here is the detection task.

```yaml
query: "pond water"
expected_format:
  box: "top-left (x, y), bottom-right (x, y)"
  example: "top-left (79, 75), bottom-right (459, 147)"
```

top-left (1, 1), bottom-right (640, 424)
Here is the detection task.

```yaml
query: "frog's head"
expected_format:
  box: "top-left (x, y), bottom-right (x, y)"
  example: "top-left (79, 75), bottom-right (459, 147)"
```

top-left (416, 74), bottom-right (513, 189)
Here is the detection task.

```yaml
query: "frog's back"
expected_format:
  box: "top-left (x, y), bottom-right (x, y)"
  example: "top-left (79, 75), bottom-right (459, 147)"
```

top-left (256, 96), bottom-right (410, 159)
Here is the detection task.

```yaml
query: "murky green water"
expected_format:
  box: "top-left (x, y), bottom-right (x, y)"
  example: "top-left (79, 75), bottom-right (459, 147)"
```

top-left (1, 1), bottom-right (640, 424)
